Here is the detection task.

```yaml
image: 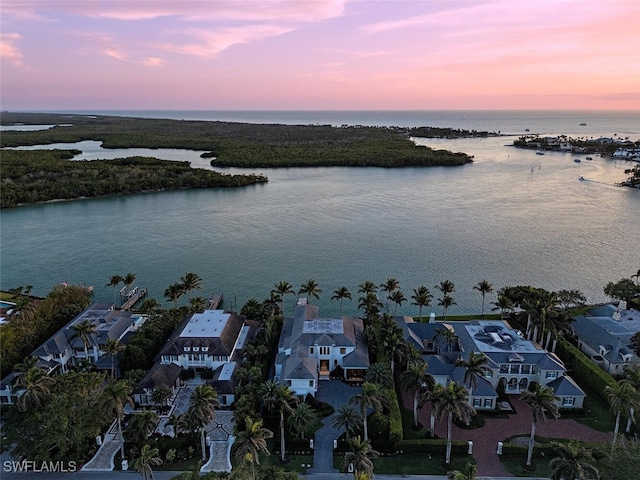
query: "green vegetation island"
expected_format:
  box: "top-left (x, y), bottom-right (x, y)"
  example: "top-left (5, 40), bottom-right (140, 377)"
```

top-left (0, 112), bottom-right (477, 207)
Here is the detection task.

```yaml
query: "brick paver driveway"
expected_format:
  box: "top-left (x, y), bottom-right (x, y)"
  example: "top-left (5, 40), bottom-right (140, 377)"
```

top-left (404, 392), bottom-right (612, 477)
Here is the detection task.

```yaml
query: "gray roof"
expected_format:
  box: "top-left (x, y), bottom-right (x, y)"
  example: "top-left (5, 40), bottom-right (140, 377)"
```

top-left (547, 375), bottom-right (586, 397)
top-left (135, 362), bottom-right (182, 393)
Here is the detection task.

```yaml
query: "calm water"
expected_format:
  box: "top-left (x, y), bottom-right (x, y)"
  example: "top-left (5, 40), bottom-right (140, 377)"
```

top-left (2, 111), bottom-right (639, 317)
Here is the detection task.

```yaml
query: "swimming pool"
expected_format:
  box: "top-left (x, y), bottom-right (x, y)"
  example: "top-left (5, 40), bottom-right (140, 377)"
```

top-left (0, 300), bottom-right (16, 309)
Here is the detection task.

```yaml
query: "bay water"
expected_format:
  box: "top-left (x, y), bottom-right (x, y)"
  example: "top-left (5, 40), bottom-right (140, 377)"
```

top-left (1, 110), bottom-right (639, 317)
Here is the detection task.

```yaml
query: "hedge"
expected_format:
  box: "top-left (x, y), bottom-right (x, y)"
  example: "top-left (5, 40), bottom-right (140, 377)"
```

top-left (388, 387), bottom-right (403, 445)
top-left (555, 337), bottom-right (618, 403)
top-left (396, 438), bottom-right (469, 455)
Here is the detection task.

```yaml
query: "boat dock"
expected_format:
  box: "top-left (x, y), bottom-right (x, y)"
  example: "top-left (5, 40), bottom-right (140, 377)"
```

top-left (120, 286), bottom-right (147, 311)
top-left (207, 293), bottom-right (223, 310)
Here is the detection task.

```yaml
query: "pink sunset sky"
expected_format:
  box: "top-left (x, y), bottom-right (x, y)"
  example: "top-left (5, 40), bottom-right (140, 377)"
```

top-left (1, 0), bottom-right (639, 110)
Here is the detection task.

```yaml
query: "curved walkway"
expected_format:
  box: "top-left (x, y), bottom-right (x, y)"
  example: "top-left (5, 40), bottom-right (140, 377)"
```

top-left (405, 393), bottom-right (612, 477)
top-left (81, 420), bottom-right (120, 471)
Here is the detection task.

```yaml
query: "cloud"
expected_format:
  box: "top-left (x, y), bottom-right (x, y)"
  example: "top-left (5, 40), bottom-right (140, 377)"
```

top-left (157, 25), bottom-right (294, 57)
top-left (0, 33), bottom-right (24, 67)
top-left (142, 57), bottom-right (167, 67)
top-left (103, 47), bottom-right (129, 61)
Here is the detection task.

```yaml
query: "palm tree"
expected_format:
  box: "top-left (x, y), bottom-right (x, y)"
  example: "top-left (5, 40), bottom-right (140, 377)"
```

top-left (605, 381), bottom-right (640, 451)
top-left (287, 402), bottom-right (318, 440)
top-left (437, 280), bottom-right (456, 295)
top-left (549, 441), bottom-right (599, 480)
top-left (258, 380), bottom-right (295, 462)
top-left (389, 289), bottom-right (406, 316)
top-left (332, 286), bottom-right (352, 316)
top-left (350, 382), bottom-right (386, 442)
top-left (186, 384), bottom-right (220, 460)
top-left (131, 444), bottom-right (162, 480)
top-left (180, 272), bottom-right (203, 299)
top-left (70, 319), bottom-right (97, 363)
top-left (473, 280), bottom-right (493, 316)
top-left (273, 280), bottom-right (295, 315)
top-left (262, 291), bottom-right (282, 318)
top-left (106, 274), bottom-right (124, 308)
top-left (233, 417), bottom-right (273, 480)
top-left (431, 382), bottom-right (476, 465)
top-left (123, 273), bottom-right (137, 297)
top-left (103, 338), bottom-right (124, 378)
top-left (343, 435), bottom-right (379, 480)
top-left (358, 281), bottom-right (378, 296)
top-left (358, 293), bottom-right (383, 323)
top-left (521, 384), bottom-right (560, 467)
top-left (139, 298), bottom-right (160, 315)
top-left (438, 294), bottom-right (457, 320)
top-left (622, 365), bottom-right (640, 433)
top-left (102, 380), bottom-right (134, 461)
top-left (126, 410), bottom-right (159, 443)
top-left (380, 278), bottom-right (400, 310)
top-left (163, 283), bottom-right (184, 307)
top-left (455, 352), bottom-right (490, 400)
top-left (447, 462), bottom-right (478, 480)
top-left (491, 294), bottom-right (514, 319)
top-left (13, 367), bottom-right (55, 412)
top-left (299, 279), bottom-right (321, 304)
top-left (188, 296), bottom-right (207, 313)
top-left (364, 362), bottom-right (393, 388)
top-left (400, 359), bottom-right (434, 428)
top-left (411, 285), bottom-right (433, 322)
top-left (436, 326), bottom-right (459, 353)
top-left (151, 384), bottom-right (172, 409)
top-left (331, 404), bottom-right (362, 441)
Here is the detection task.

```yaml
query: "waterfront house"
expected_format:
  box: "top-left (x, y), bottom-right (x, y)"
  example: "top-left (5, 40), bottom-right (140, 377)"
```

top-left (274, 300), bottom-right (370, 399)
top-left (569, 302), bottom-right (640, 376)
top-left (395, 317), bottom-right (585, 410)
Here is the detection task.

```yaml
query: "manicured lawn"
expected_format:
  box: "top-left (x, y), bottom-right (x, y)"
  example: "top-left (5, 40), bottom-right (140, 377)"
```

top-left (500, 454), bottom-right (552, 478)
top-left (261, 454), bottom-right (314, 473)
top-left (574, 384), bottom-right (616, 432)
top-left (333, 452), bottom-right (463, 475)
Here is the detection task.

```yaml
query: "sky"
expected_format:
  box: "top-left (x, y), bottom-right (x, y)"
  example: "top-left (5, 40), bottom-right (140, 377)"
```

top-left (1, 0), bottom-right (640, 111)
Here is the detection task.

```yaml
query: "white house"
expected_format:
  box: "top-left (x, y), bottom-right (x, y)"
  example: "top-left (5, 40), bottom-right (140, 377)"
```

top-left (274, 302), bottom-right (369, 399)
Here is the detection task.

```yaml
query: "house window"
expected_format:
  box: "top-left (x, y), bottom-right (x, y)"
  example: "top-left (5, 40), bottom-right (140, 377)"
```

top-left (184, 346), bottom-right (191, 352)
top-left (473, 398), bottom-right (481, 407)
top-left (562, 397), bottom-right (575, 406)
top-left (319, 346), bottom-right (330, 355)
top-left (510, 364), bottom-right (520, 374)
top-left (484, 399), bottom-right (492, 408)
top-left (309, 380), bottom-right (314, 387)
top-left (500, 364), bottom-right (508, 374)
top-left (287, 380), bottom-right (292, 386)
top-left (193, 346), bottom-right (200, 352)
top-left (484, 370), bottom-right (493, 378)
top-left (340, 347), bottom-right (346, 354)
top-left (309, 347), bottom-right (315, 355)
top-left (202, 346), bottom-right (208, 352)
top-left (521, 365), bottom-right (531, 375)
top-left (545, 371), bottom-right (558, 379)
top-left (221, 395), bottom-right (228, 404)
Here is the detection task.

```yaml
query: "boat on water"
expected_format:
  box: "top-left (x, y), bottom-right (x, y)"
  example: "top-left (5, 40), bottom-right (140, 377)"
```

top-left (536, 151), bottom-right (545, 155)
top-left (574, 158), bottom-right (581, 163)
top-left (579, 122), bottom-right (587, 126)
top-left (585, 156), bottom-right (593, 160)
top-left (579, 176), bottom-right (585, 181)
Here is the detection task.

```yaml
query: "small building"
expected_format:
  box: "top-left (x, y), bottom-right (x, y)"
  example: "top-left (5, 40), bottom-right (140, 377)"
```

top-left (274, 302), bottom-right (369, 399)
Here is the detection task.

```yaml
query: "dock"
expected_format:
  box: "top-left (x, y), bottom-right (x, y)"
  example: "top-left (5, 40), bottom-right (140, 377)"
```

top-left (207, 293), bottom-right (223, 310)
top-left (120, 286), bottom-right (147, 311)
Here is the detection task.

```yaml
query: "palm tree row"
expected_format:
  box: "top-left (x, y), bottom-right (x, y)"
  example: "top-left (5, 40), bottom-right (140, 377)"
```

top-left (163, 272), bottom-right (203, 306)
top-left (105, 273), bottom-right (137, 307)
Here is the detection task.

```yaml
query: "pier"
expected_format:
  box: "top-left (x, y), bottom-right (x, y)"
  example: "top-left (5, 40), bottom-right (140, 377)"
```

top-left (207, 293), bottom-right (223, 310)
top-left (120, 286), bottom-right (147, 311)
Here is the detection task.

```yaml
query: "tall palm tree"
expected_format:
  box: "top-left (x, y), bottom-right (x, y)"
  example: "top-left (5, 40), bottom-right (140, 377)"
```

top-left (299, 279), bottom-right (321, 304)
top-left (364, 362), bottom-right (393, 388)
top-left (380, 278), bottom-right (400, 310)
top-left (131, 444), bottom-right (162, 480)
top-left (331, 404), bottom-right (362, 441)
top-left (273, 280), bottom-right (295, 315)
top-left (103, 338), bottom-right (124, 378)
top-left (13, 367), bottom-right (55, 412)
top-left (188, 296), bottom-right (207, 313)
top-left (400, 359), bottom-right (434, 428)
top-left (358, 281), bottom-right (378, 296)
top-left (491, 294), bottom-right (514, 319)
top-left (126, 410), bottom-right (159, 443)
top-left (151, 384), bottom-right (172, 409)
top-left (258, 380), bottom-right (295, 462)
top-left (605, 381), bottom-right (640, 451)
top-left (521, 384), bottom-right (560, 467)
top-left (180, 272), bottom-right (203, 299)
top-left (106, 274), bottom-right (124, 308)
top-left (549, 441), bottom-right (600, 480)
top-left (389, 289), bottom-right (406, 316)
top-left (447, 462), bottom-right (478, 480)
top-left (411, 285), bottom-right (433, 322)
top-left (233, 417), bottom-right (273, 480)
top-left (622, 365), bottom-right (640, 433)
top-left (102, 380), bottom-right (134, 461)
top-left (437, 280), bottom-right (456, 295)
top-left (163, 283), bottom-right (184, 307)
top-left (287, 402), bottom-right (318, 440)
top-left (70, 319), bottom-right (97, 363)
top-left (431, 382), bottom-right (476, 465)
top-left (343, 435), bottom-right (379, 480)
top-left (473, 280), bottom-right (493, 316)
top-left (186, 384), bottom-right (220, 460)
top-left (455, 352), bottom-right (490, 400)
top-left (438, 294), bottom-right (457, 320)
top-left (262, 292), bottom-right (282, 318)
top-left (139, 298), bottom-right (160, 315)
top-left (358, 293), bottom-right (383, 324)
top-left (350, 382), bottom-right (386, 442)
top-left (436, 326), bottom-right (459, 353)
top-left (332, 286), bottom-right (352, 316)
top-left (123, 273), bottom-right (136, 297)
